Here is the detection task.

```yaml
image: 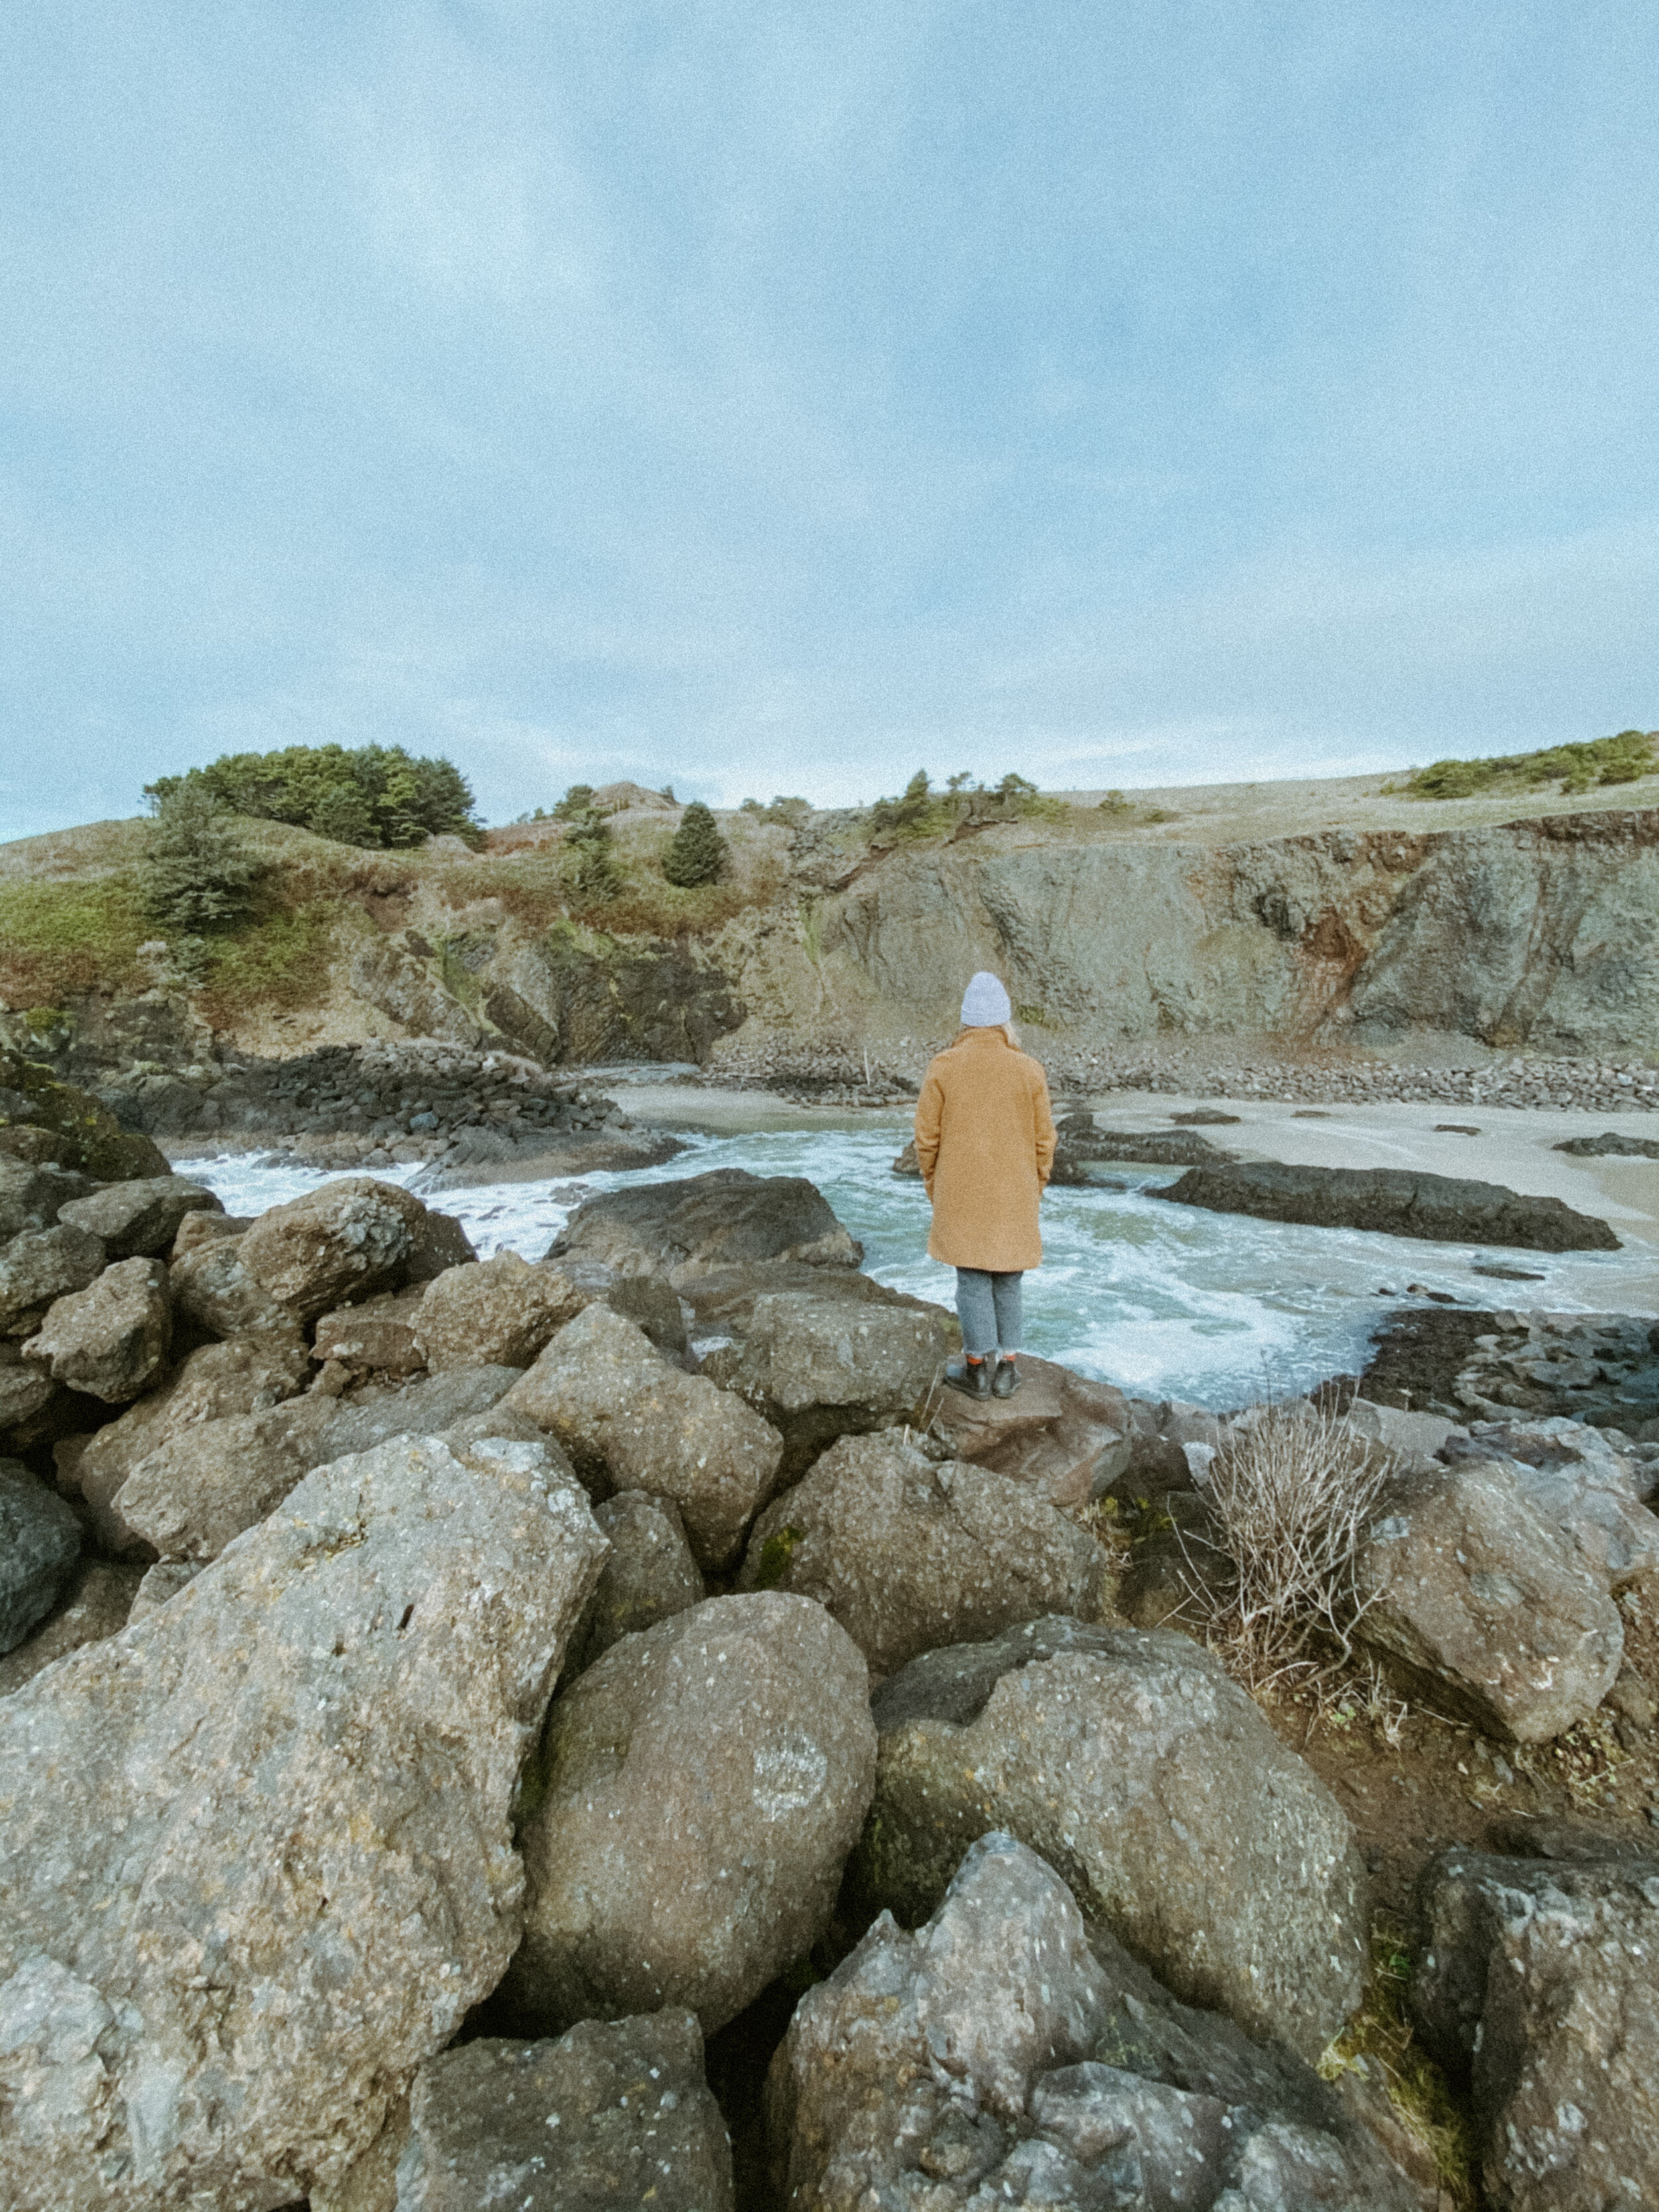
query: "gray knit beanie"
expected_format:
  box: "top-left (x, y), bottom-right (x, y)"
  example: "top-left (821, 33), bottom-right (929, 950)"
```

top-left (960, 972), bottom-right (1013, 1027)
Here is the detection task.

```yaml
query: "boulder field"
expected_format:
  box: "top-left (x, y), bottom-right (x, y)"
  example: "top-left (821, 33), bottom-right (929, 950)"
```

top-left (1, 1133), bottom-right (1657, 2209)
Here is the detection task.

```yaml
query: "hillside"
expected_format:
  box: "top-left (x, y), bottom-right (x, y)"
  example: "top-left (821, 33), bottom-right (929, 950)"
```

top-left (3, 752), bottom-right (1658, 1074)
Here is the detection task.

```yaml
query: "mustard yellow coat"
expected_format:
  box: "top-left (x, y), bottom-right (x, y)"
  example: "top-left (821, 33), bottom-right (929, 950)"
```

top-left (914, 1027), bottom-right (1057, 1271)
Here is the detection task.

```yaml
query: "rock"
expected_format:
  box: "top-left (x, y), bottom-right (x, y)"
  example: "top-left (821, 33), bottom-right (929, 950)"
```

top-left (1554, 1130), bottom-right (1659, 1158)
top-left (413, 1251), bottom-right (584, 1370)
top-left (1060, 1118), bottom-right (1235, 1167)
top-left (0, 1158), bottom-right (94, 1239)
top-left (855, 1615), bottom-right (1368, 2061)
top-left (1171, 1108), bottom-right (1242, 1125)
top-left (1449, 1417), bottom-right (1659, 1588)
top-left (1153, 1161), bottom-right (1621, 1252)
top-left (0, 1340), bottom-right (57, 1438)
top-left (0, 1560), bottom-right (143, 1696)
top-left (0, 1459), bottom-right (82, 1655)
top-left (928, 1353), bottom-right (1133, 1510)
top-left (0, 1223), bottom-right (106, 1337)
top-left (401, 1205), bottom-right (477, 1282)
top-left (0, 1432), bottom-right (607, 2212)
top-left (766, 1830), bottom-right (1415, 2212)
top-left (505, 1302), bottom-right (784, 1569)
top-left (129, 1558), bottom-right (201, 1620)
top-left (113, 1365), bottom-right (527, 1562)
top-left (0, 1045), bottom-right (171, 1180)
top-left (54, 1177), bottom-right (222, 1258)
top-left (739, 1432), bottom-right (1110, 1676)
top-left (562, 1490), bottom-right (705, 1681)
top-left (503, 1591), bottom-right (875, 2037)
top-left (311, 1291), bottom-right (427, 1378)
top-left (547, 1167), bottom-right (863, 1285)
top-left (168, 1232), bottom-right (292, 1337)
top-left (170, 1207), bottom-right (247, 1259)
top-left (23, 1256), bottom-right (171, 1402)
top-left (1411, 1846), bottom-right (1659, 2211)
top-left (238, 1175), bottom-right (429, 1321)
top-left (1341, 1396), bottom-right (1461, 1467)
top-left (391, 2012), bottom-right (733, 2212)
top-left (1354, 1459), bottom-right (1626, 1741)
top-left (67, 1329), bottom-right (312, 1542)
top-left (701, 1286), bottom-right (956, 1476)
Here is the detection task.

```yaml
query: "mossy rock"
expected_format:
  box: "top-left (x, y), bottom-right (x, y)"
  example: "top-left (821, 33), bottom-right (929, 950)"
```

top-left (0, 1049), bottom-right (171, 1181)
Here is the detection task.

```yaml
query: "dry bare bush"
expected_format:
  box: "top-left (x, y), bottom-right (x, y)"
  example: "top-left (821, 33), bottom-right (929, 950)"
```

top-left (1185, 1400), bottom-right (1391, 1690)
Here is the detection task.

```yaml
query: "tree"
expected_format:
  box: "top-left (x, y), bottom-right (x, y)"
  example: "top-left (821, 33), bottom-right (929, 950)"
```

top-left (553, 784), bottom-right (620, 899)
top-left (141, 782), bottom-right (263, 932)
top-left (662, 800), bottom-right (727, 887)
top-left (144, 743), bottom-right (482, 849)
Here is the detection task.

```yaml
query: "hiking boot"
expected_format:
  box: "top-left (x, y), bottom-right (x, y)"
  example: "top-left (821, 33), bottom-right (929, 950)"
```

top-left (991, 1357), bottom-right (1022, 1398)
top-left (945, 1356), bottom-right (993, 1400)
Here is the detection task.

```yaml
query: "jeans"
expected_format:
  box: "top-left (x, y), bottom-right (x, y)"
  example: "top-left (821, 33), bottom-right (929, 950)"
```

top-left (955, 1268), bottom-right (1024, 1357)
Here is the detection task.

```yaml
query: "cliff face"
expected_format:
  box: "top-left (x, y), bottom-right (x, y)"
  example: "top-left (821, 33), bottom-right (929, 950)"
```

top-left (782, 808), bottom-right (1659, 1052)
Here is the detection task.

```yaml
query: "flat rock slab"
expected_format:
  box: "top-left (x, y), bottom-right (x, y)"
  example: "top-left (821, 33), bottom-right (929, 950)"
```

top-left (0, 1433), bottom-right (606, 2212)
top-left (930, 1353), bottom-right (1132, 1509)
top-left (392, 2012), bottom-right (733, 2212)
top-left (1153, 1161), bottom-right (1620, 1252)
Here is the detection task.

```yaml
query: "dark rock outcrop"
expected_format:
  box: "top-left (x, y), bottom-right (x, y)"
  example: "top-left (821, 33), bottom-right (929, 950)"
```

top-left (547, 1168), bottom-right (863, 1284)
top-left (1154, 1159), bottom-right (1619, 1251)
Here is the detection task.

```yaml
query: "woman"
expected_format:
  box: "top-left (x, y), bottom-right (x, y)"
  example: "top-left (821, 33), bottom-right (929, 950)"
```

top-left (912, 971), bottom-right (1056, 1399)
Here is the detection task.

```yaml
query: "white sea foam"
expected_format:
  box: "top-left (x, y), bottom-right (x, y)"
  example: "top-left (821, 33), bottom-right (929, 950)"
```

top-left (175, 1127), bottom-right (1654, 1411)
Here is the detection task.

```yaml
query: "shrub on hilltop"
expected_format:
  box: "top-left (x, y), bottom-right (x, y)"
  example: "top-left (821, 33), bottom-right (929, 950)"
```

top-left (145, 743), bottom-right (483, 849)
top-left (662, 800), bottom-right (728, 887)
top-left (141, 782), bottom-right (263, 932)
top-left (1392, 729), bottom-right (1657, 802)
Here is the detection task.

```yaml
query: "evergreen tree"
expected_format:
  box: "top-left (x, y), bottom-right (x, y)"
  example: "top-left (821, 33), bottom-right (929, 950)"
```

top-left (662, 800), bottom-right (727, 887)
top-left (144, 743), bottom-right (481, 848)
top-left (141, 783), bottom-right (263, 932)
top-left (554, 784), bottom-right (620, 899)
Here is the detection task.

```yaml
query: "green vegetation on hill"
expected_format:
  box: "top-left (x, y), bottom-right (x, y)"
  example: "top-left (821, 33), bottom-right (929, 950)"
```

top-left (141, 784), bottom-right (263, 930)
top-left (867, 769), bottom-right (1065, 840)
top-left (145, 743), bottom-right (482, 849)
top-left (662, 800), bottom-right (727, 886)
top-left (1391, 729), bottom-right (1656, 802)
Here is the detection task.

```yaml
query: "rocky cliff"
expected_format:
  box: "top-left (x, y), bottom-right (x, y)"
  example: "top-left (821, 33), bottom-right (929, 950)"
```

top-left (763, 807), bottom-right (1659, 1055)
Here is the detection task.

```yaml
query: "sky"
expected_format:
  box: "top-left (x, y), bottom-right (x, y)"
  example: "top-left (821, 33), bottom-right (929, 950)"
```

top-left (3, 2), bottom-right (1656, 837)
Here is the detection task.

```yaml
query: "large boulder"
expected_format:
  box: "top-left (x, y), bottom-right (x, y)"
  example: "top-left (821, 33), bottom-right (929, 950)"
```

top-left (0, 1460), bottom-right (82, 1656)
top-left (739, 1432), bottom-right (1111, 1676)
top-left (0, 1046), bottom-right (171, 1181)
top-left (311, 1290), bottom-right (427, 1378)
top-left (1412, 1845), bottom-right (1659, 2211)
top-left (54, 1177), bottom-right (222, 1258)
top-left (1058, 1118), bottom-right (1236, 1167)
top-left (0, 1341), bottom-right (57, 1439)
top-left (413, 1250), bottom-right (583, 1370)
top-left (855, 1615), bottom-right (1368, 2062)
top-left (237, 1175), bottom-right (428, 1321)
top-left (387, 2012), bottom-right (733, 2212)
top-left (168, 1232), bottom-right (292, 1338)
top-left (65, 1329), bottom-right (313, 1544)
top-left (1153, 1161), bottom-right (1620, 1252)
top-left (0, 1561), bottom-right (143, 1696)
top-left (111, 1364), bottom-right (528, 1562)
top-left (547, 1167), bottom-right (863, 1285)
top-left (23, 1256), bottom-right (171, 1402)
top-left (0, 1224), bottom-right (106, 1337)
top-left (767, 1830), bottom-right (1415, 2212)
top-left (0, 1158), bottom-right (94, 1240)
top-left (701, 1286), bottom-right (957, 1475)
top-left (561, 1489), bottom-right (706, 1681)
top-left (503, 1592), bottom-right (876, 2037)
top-left (1450, 1417), bottom-right (1659, 1587)
top-left (928, 1353), bottom-right (1134, 1509)
top-left (505, 1301), bottom-right (784, 1569)
top-left (0, 1432), bottom-right (607, 2212)
top-left (1354, 1459), bottom-right (1624, 1741)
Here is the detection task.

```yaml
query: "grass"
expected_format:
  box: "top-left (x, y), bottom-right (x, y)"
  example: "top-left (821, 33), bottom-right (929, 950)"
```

top-left (1318, 1926), bottom-right (1480, 2210)
top-left (1388, 729), bottom-right (1657, 802)
top-left (0, 873), bottom-right (151, 1005)
top-left (194, 899), bottom-right (343, 1025)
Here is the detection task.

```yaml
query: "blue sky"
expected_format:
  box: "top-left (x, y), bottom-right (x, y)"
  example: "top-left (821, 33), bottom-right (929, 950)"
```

top-left (3, 2), bottom-right (1656, 836)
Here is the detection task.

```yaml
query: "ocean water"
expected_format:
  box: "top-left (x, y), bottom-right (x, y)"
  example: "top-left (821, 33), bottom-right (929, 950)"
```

top-left (176, 1126), bottom-right (1654, 1411)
